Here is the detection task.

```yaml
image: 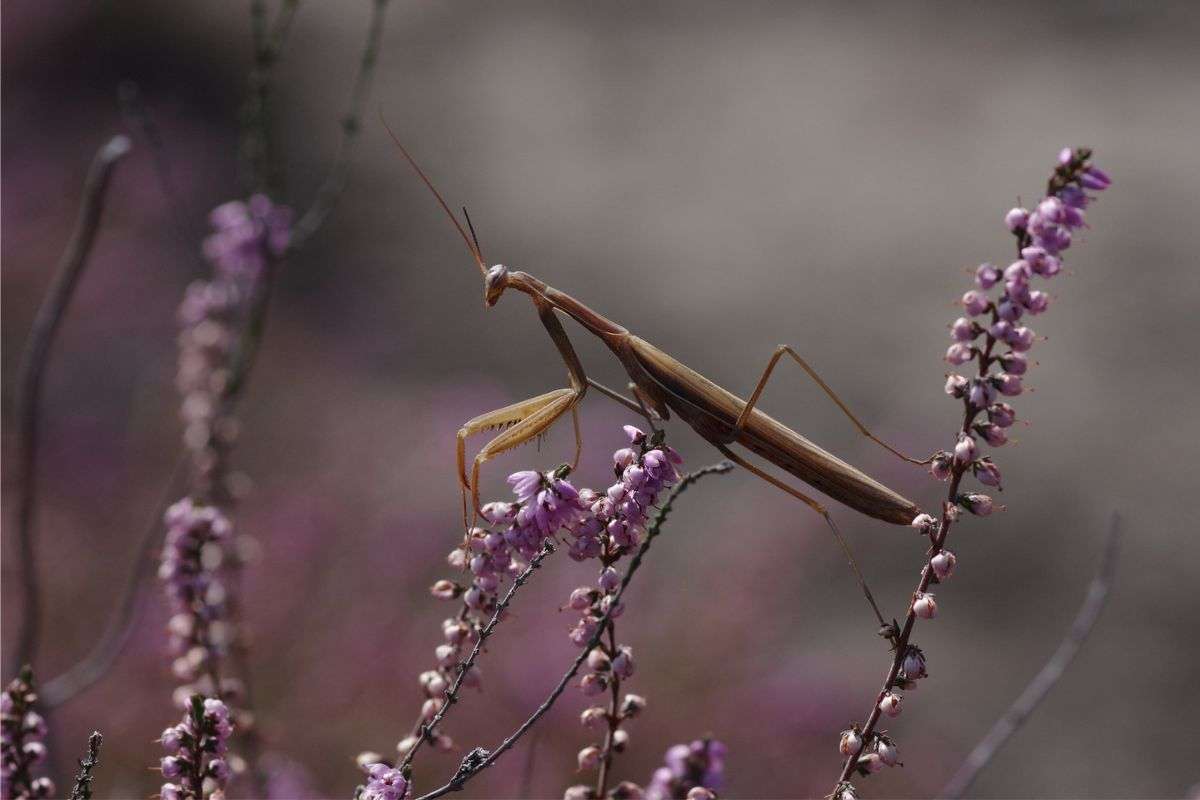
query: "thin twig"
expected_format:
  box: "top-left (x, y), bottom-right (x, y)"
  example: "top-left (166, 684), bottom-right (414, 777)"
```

top-left (240, 0), bottom-right (299, 194)
top-left (412, 461), bottom-right (734, 800)
top-left (400, 539), bottom-right (558, 771)
top-left (41, 456), bottom-right (187, 708)
top-left (9, 134), bottom-right (132, 675)
top-left (289, 0), bottom-right (391, 250)
top-left (69, 731), bottom-right (104, 800)
top-left (938, 514), bottom-right (1121, 799)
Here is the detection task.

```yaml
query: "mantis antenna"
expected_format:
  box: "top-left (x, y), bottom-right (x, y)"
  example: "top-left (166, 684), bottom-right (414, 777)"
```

top-left (462, 205), bottom-right (485, 264)
top-left (378, 109), bottom-right (487, 277)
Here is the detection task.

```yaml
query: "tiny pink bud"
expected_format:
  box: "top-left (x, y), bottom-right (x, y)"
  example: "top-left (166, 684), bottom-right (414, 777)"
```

top-left (950, 317), bottom-right (976, 342)
top-left (876, 738), bottom-right (900, 766)
top-left (578, 745), bottom-right (602, 771)
top-left (945, 343), bottom-right (974, 365)
top-left (931, 549), bottom-right (957, 581)
top-left (901, 645), bottom-right (927, 679)
top-left (396, 736), bottom-right (418, 756)
top-left (612, 729), bottom-right (630, 752)
top-left (998, 351), bottom-right (1028, 375)
top-left (839, 728), bottom-right (863, 756)
top-left (929, 451), bottom-right (953, 481)
top-left (620, 693), bottom-right (647, 717)
top-left (912, 591), bottom-right (938, 619)
top-left (973, 459), bottom-right (1003, 488)
top-left (910, 513), bottom-right (937, 534)
top-left (944, 374), bottom-right (968, 398)
top-left (580, 673), bottom-right (608, 696)
top-left (1004, 207), bottom-right (1029, 232)
top-left (612, 646), bottom-right (635, 678)
top-left (435, 644), bottom-right (457, 667)
top-left (954, 435), bottom-right (977, 465)
top-left (988, 403), bottom-right (1016, 427)
top-left (430, 580), bottom-right (460, 600)
top-left (587, 649), bottom-right (611, 672)
top-left (858, 753), bottom-right (885, 774)
top-left (599, 567), bottom-right (621, 594)
top-left (960, 493), bottom-right (994, 516)
top-left (976, 262), bottom-right (1002, 288)
top-left (878, 691), bottom-right (903, 717)
top-left (962, 290), bottom-right (988, 316)
top-left (1024, 290), bottom-right (1050, 314)
top-left (974, 422), bottom-right (1008, 447)
top-left (993, 372), bottom-right (1023, 396)
top-left (568, 587), bottom-right (596, 610)
top-left (581, 706), bottom-right (608, 729)
top-left (1008, 326), bottom-right (1035, 352)
top-left (421, 698), bottom-right (443, 721)
top-left (687, 789), bottom-right (717, 800)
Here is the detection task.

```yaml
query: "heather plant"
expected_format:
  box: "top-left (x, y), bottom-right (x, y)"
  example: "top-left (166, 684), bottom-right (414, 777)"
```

top-left (2, 7), bottom-right (1120, 795)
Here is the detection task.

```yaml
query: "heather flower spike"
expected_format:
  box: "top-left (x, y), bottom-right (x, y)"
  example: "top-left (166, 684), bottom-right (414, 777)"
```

top-left (836, 148), bottom-right (1108, 792)
top-left (1, 668), bottom-right (55, 799)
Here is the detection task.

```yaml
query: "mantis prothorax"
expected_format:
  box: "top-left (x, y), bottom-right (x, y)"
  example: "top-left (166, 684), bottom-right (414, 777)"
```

top-left (384, 119), bottom-right (927, 627)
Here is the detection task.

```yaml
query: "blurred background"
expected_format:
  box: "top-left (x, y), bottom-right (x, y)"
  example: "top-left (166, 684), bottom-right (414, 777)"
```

top-left (3, 1), bottom-right (1199, 797)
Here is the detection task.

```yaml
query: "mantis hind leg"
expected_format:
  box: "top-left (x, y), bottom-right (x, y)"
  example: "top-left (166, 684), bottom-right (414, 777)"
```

top-left (457, 388), bottom-right (583, 530)
top-left (713, 443), bottom-right (890, 631)
top-left (731, 345), bottom-right (928, 466)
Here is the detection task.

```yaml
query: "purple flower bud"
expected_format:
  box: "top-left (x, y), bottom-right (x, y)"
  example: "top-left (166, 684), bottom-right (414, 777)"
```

top-left (587, 649), bottom-right (611, 672)
top-left (988, 320), bottom-right (1012, 342)
top-left (1032, 254), bottom-right (1061, 277)
top-left (944, 374), bottom-right (968, 398)
top-left (568, 587), bottom-right (596, 611)
top-left (961, 290), bottom-right (988, 316)
top-left (1008, 326), bottom-right (1035, 353)
top-left (901, 645), bottom-right (927, 680)
top-left (973, 458), bottom-right (1003, 488)
top-left (859, 753), bottom-right (885, 774)
top-left (993, 373), bottom-right (1023, 396)
top-left (1004, 208), bottom-right (1029, 232)
top-left (430, 580), bottom-right (460, 601)
top-left (997, 300), bottom-right (1023, 323)
top-left (953, 435), bottom-right (977, 466)
top-left (1024, 290), bottom-right (1049, 314)
top-left (578, 745), bottom-right (602, 771)
top-left (839, 729), bottom-right (863, 756)
top-left (581, 706), bottom-right (608, 729)
top-left (945, 343), bottom-right (974, 365)
top-left (580, 673), bottom-right (608, 696)
top-left (623, 425), bottom-right (646, 444)
top-left (959, 493), bottom-right (995, 516)
top-left (1060, 185), bottom-right (1089, 209)
top-left (599, 567), bottom-right (621, 594)
top-left (620, 694), bottom-right (647, 717)
top-left (910, 513), bottom-right (937, 534)
top-left (878, 691), bottom-right (903, 717)
top-left (974, 422), bottom-right (1008, 447)
top-left (1005, 259), bottom-right (1032, 281)
top-left (160, 784), bottom-right (183, 800)
top-left (929, 451), bottom-right (953, 481)
top-left (612, 646), bottom-right (635, 678)
top-left (876, 738), bottom-right (900, 767)
top-left (1037, 196), bottom-right (1066, 224)
top-left (998, 352), bottom-right (1028, 375)
top-left (988, 402), bottom-right (1016, 427)
top-left (976, 263), bottom-right (1001, 290)
top-left (687, 788), bottom-right (716, 800)
top-left (912, 591), bottom-right (938, 619)
top-left (1079, 166), bottom-right (1111, 190)
top-left (950, 317), bottom-right (977, 342)
top-left (931, 549), bottom-right (957, 581)
top-left (161, 756), bottom-right (185, 779)
top-left (968, 378), bottom-right (995, 410)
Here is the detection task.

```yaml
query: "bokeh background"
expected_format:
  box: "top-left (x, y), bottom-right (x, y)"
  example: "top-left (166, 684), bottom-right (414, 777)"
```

top-left (4, 2), bottom-right (1200, 797)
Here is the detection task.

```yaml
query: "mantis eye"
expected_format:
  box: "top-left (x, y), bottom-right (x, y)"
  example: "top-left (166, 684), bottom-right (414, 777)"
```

top-left (484, 264), bottom-right (509, 306)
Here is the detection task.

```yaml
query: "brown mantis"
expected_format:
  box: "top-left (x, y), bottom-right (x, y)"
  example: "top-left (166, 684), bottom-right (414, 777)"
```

top-left (384, 120), bottom-right (927, 625)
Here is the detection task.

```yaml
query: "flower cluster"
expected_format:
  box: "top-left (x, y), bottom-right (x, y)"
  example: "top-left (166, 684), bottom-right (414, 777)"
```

top-left (159, 499), bottom-right (237, 708)
top-left (404, 467), bottom-right (589, 758)
top-left (644, 739), bottom-right (727, 800)
top-left (158, 696), bottom-right (235, 800)
top-left (177, 195), bottom-right (290, 497)
top-left (355, 762), bottom-right (409, 800)
top-left (0, 669), bottom-right (54, 800)
top-left (941, 147), bottom-right (1110, 516)
top-left (565, 427), bottom-right (681, 798)
top-left (835, 149), bottom-right (1109, 795)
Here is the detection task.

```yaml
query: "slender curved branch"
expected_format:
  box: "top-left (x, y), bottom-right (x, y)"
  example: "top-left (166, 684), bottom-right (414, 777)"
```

top-left (9, 134), bottom-right (132, 675)
top-left (412, 461), bottom-right (734, 800)
top-left (401, 539), bottom-right (557, 771)
top-left (939, 514), bottom-right (1121, 799)
top-left (289, 0), bottom-right (391, 250)
top-left (41, 455), bottom-right (186, 708)
top-left (69, 731), bottom-right (103, 800)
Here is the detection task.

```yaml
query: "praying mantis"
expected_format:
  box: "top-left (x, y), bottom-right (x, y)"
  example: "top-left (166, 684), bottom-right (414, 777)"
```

top-left (384, 120), bottom-right (927, 622)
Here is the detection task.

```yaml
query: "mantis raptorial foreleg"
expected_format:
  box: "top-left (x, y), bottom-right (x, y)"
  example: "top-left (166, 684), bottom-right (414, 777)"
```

top-left (457, 388), bottom-right (584, 528)
top-left (731, 345), bottom-right (927, 466)
top-left (713, 443), bottom-right (889, 630)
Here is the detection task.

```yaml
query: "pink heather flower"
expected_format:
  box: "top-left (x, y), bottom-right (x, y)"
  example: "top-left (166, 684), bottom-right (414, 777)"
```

top-left (878, 691), bottom-right (903, 717)
top-left (953, 435), bottom-right (977, 466)
top-left (621, 694), bottom-right (648, 717)
top-left (974, 422), bottom-right (1008, 447)
top-left (910, 513), bottom-right (937, 534)
top-left (1004, 207), bottom-right (1029, 232)
top-left (988, 403), bottom-right (1017, 428)
top-left (993, 373), bottom-right (1023, 396)
top-left (973, 459), bottom-right (1003, 488)
top-left (361, 762), bottom-right (409, 800)
top-left (929, 451), bottom-right (953, 481)
top-left (967, 378), bottom-right (995, 410)
top-left (578, 745), bottom-right (602, 771)
top-left (944, 374), bottom-right (968, 398)
top-left (646, 739), bottom-right (726, 800)
top-left (959, 493), bottom-right (994, 516)
top-left (950, 317), bottom-right (977, 342)
top-left (900, 645), bottom-right (927, 681)
top-left (858, 753), bottom-right (885, 774)
top-left (912, 592), bottom-right (938, 619)
top-left (158, 695), bottom-right (235, 800)
top-left (581, 707), bottom-right (608, 730)
top-left (876, 737), bottom-right (900, 767)
top-left (998, 352), bottom-right (1028, 375)
top-left (945, 343), bottom-right (973, 365)
top-left (1, 670), bottom-right (55, 799)
top-left (931, 549), bottom-right (957, 581)
top-left (961, 290), bottom-right (988, 316)
top-left (839, 728), bottom-right (863, 756)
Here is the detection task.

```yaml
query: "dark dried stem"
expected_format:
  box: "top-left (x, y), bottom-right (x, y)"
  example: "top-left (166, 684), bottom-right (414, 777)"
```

top-left (938, 514), bottom-right (1121, 799)
top-left (241, 0), bottom-right (299, 194)
top-left (412, 461), bottom-right (733, 800)
top-left (400, 540), bottom-right (557, 771)
top-left (9, 134), bottom-right (131, 675)
top-left (594, 624), bottom-right (620, 798)
top-left (69, 731), bottom-right (103, 800)
top-left (290, 0), bottom-right (391, 250)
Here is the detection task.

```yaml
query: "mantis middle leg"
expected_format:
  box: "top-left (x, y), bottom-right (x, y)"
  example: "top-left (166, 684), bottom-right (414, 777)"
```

top-left (732, 345), bottom-right (928, 465)
top-left (713, 443), bottom-right (890, 631)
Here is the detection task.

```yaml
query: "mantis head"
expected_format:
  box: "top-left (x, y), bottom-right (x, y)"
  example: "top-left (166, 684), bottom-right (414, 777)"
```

top-left (484, 264), bottom-right (509, 307)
